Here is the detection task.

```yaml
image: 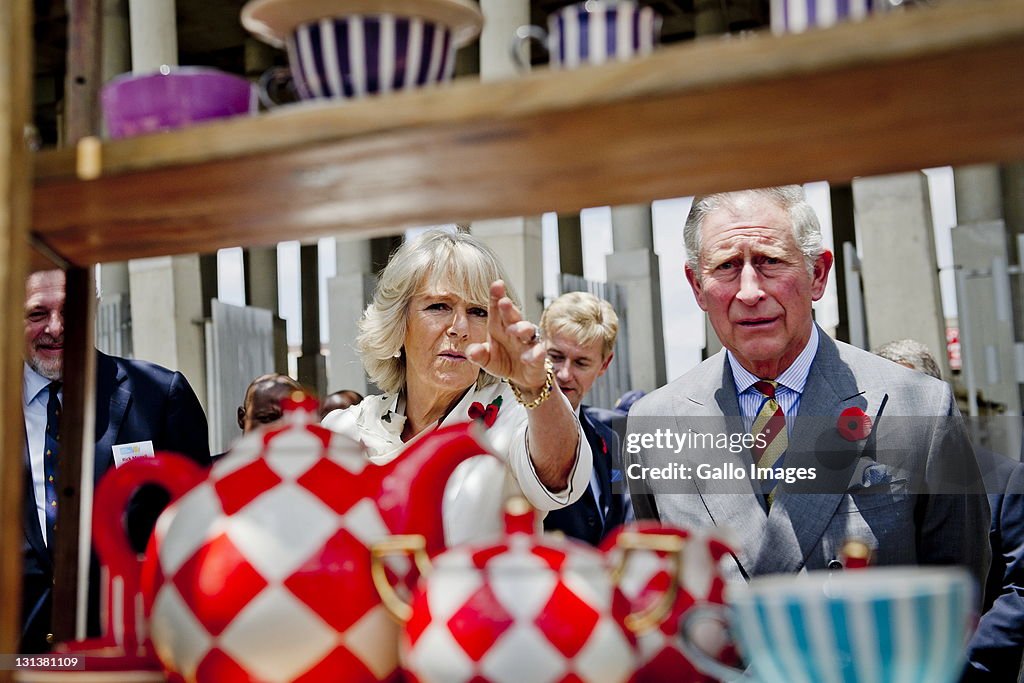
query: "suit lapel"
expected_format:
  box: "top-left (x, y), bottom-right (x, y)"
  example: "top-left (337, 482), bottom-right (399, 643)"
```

top-left (581, 413), bottom-right (613, 505)
top-left (22, 425), bottom-right (51, 569)
top-left (93, 352), bottom-right (130, 484)
top-left (680, 353), bottom-right (766, 577)
top-left (754, 331), bottom-right (887, 574)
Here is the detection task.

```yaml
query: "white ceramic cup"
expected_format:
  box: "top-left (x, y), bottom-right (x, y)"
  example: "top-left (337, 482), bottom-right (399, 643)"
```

top-left (771, 0), bottom-right (902, 33)
top-left (679, 567), bottom-right (976, 683)
top-left (512, 0), bottom-right (661, 70)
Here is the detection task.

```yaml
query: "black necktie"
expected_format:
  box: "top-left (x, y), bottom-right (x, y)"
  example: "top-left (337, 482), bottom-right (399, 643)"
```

top-left (43, 381), bottom-right (61, 548)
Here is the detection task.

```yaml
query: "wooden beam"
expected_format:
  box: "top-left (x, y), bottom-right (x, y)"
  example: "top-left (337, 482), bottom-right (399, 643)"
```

top-left (1, 0), bottom-right (35, 675)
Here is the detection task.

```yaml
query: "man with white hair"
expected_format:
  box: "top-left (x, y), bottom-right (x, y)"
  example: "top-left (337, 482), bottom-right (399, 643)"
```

top-left (20, 269), bottom-right (210, 653)
top-left (626, 186), bottom-right (990, 587)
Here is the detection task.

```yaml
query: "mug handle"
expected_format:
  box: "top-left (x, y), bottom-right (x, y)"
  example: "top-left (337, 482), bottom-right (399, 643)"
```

top-left (370, 534), bottom-right (433, 623)
top-left (92, 454), bottom-right (206, 649)
top-left (256, 66), bottom-right (297, 109)
top-left (610, 531), bottom-right (684, 634)
top-left (678, 603), bottom-right (749, 682)
top-left (510, 25), bottom-right (549, 72)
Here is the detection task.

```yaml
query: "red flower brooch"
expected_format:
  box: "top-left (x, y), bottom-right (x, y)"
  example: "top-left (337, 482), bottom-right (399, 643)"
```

top-left (837, 407), bottom-right (872, 441)
top-left (468, 396), bottom-right (503, 428)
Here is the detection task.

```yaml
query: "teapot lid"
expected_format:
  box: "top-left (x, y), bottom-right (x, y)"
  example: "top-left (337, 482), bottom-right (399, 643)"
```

top-left (432, 497), bottom-right (608, 574)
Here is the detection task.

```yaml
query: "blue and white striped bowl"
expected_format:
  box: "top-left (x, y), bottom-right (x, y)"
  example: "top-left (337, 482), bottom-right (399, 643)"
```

top-left (546, 0), bottom-right (660, 69)
top-left (685, 568), bottom-right (976, 683)
top-left (286, 14), bottom-right (458, 101)
top-left (771, 0), bottom-right (894, 34)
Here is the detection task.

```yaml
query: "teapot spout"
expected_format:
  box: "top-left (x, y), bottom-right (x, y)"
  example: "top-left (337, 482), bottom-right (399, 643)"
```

top-left (379, 422), bottom-right (495, 554)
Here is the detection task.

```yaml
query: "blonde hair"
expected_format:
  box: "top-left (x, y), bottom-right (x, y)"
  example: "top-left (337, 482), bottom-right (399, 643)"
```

top-left (357, 230), bottom-right (518, 394)
top-left (540, 291), bottom-right (618, 359)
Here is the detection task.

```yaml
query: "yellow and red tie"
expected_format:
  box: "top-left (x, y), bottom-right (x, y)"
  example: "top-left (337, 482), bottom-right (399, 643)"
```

top-left (751, 380), bottom-right (788, 505)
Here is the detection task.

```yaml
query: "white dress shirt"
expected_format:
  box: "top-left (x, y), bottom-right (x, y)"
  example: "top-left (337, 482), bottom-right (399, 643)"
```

top-left (23, 363), bottom-right (60, 543)
top-left (728, 324), bottom-right (820, 432)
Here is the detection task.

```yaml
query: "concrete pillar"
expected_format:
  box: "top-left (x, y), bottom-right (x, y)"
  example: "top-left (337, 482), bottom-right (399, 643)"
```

top-left (128, 0), bottom-right (176, 72)
top-left (102, 0), bottom-right (130, 81)
top-left (829, 184), bottom-right (857, 345)
top-left (97, 0), bottom-right (131, 342)
top-left (479, 0), bottom-right (528, 80)
top-left (473, 0), bottom-right (544, 322)
top-left (606, 204), bottom-right (667, 392)
top-left (129, 257), bottom-right (207, 406)
top-left (853, 173), bottom-right (948, 378)
top-left (296, 244), bottom-right (326, 395)
top-left (125, 4), bottom-right (209, 407)
top-left (695, 0), bottom-right (728, 36)
top-left (244, 247), bottom-right (279, 313)
top-left (1003, 162), bottom-right (1024, 237)
top-left (954, 165), bottom-right (1003, 225)
top-left (326, 239), bottom-right (374, 395)
top-left (242, 246), bottom-right (287, 373)
top-left (557, 213), bottom-right (584, 277)
top-left (472, 218), bottom-right (545, 322)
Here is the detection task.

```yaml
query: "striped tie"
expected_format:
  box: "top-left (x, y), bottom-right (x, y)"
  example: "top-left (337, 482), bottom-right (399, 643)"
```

top-left (751, 380), bottom-right (787, 504)
top-left (43, 381), bottom-right (61, 549)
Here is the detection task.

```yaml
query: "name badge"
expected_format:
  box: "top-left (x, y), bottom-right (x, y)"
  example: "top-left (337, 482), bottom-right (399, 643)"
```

top-left (112, 440), bottom-right (155, 467)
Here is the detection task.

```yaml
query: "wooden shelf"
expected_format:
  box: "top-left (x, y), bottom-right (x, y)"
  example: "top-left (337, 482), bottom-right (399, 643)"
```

top-left (32, 0), bottom-right (1024, 266)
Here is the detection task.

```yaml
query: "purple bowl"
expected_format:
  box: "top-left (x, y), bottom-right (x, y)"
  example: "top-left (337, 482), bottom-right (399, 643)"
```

top-left (101, 67), bottom-right (254, 139)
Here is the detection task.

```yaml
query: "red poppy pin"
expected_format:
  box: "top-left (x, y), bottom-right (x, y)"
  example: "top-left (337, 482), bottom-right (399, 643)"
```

top-left (468, 396), bottom-right (503, 428)
top-left (837, 407), bottom-right (872, 441)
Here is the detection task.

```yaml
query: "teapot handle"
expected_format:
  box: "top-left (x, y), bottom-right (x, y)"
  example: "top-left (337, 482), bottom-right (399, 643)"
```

top-left (611, 531), bottom-right (685, 634)
top-left (92, 454), bottom-right (206, 649)
top-left (370, 534), bottom-right (433, 623)
top-left (677, 604), bottom-right (750, 682)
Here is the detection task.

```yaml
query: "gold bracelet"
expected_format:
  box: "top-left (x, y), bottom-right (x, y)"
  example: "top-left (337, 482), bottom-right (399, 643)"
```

top-left (510, 358), bottom-right (554, 410)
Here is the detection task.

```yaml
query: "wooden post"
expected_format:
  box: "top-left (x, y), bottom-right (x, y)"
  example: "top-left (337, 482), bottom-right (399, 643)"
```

top-left (0, 0), bottom-right (34, 675)
top-left (51, 267), bottom-right (97, 642)
top-left (65, 0), bottom-right (103, 142)
top-left (53, 0), bottom-right (103, 641)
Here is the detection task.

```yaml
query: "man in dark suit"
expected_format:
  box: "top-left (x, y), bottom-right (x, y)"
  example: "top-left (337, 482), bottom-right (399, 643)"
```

top-left (874, 339), bottom-right (1024, 682)
top-left (540, 292), bottom-right (630, 545)
top-left (21, 269), bottom-right (211, 653)
top-left (626, 186), bottom-right (990, 588)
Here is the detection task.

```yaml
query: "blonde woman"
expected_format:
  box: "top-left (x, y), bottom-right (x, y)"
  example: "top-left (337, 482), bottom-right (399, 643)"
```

top-left (323, 230), bottom-right (591, 544)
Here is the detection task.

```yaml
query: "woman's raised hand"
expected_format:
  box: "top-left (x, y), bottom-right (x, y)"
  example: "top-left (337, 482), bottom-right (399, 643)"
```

top-left (466, 280), bottom-right (548, 392)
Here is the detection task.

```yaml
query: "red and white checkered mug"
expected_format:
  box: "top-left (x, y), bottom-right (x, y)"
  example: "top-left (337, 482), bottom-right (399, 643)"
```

top-left (372, 498), bottom-right (684, 683)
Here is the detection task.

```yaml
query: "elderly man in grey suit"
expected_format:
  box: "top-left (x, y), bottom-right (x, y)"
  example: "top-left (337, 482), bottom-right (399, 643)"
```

top-left (625, 186), bottom-right (990, 589)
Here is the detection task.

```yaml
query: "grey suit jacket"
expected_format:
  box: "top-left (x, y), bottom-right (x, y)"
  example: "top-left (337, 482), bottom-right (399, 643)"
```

top-left (626, 328), bottom-right (990, 590)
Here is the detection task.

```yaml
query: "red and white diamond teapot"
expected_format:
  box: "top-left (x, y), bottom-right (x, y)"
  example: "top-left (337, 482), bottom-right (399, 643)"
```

top-left (372, 498), bottom-right (684, 683)
top-left (135, 394), bottom-right (495, 683)
top-left (600, 524), bottom-right (737, 682)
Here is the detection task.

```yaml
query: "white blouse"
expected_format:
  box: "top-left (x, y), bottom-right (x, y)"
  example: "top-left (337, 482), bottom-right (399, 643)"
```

top-left (321, 381), bottom-right (592, 545)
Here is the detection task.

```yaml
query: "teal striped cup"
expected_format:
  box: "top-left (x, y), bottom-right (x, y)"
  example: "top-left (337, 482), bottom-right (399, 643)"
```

top-left (680, 567), bottom-right (976, 683)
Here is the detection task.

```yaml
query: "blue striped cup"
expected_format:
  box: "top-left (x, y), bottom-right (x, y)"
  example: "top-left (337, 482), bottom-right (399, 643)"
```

top-left (284, 14), bottom-right (458, 101)
top-left (771, 0), bottom-right (899, 34)
top-left (680, 567), bottom-right (976, 683)
top-left (512, 0), bottom-right (661, 71)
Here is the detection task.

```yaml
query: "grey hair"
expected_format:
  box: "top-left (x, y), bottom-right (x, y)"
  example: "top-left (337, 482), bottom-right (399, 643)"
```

top-left (683, 186), bottom-right (825, 276)
top-left (540, 291), bottom-right (619, 359)
top-left (872, 339), bottom-right (942, 380)
top-left (356, 229), bottom-right (518, 395)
